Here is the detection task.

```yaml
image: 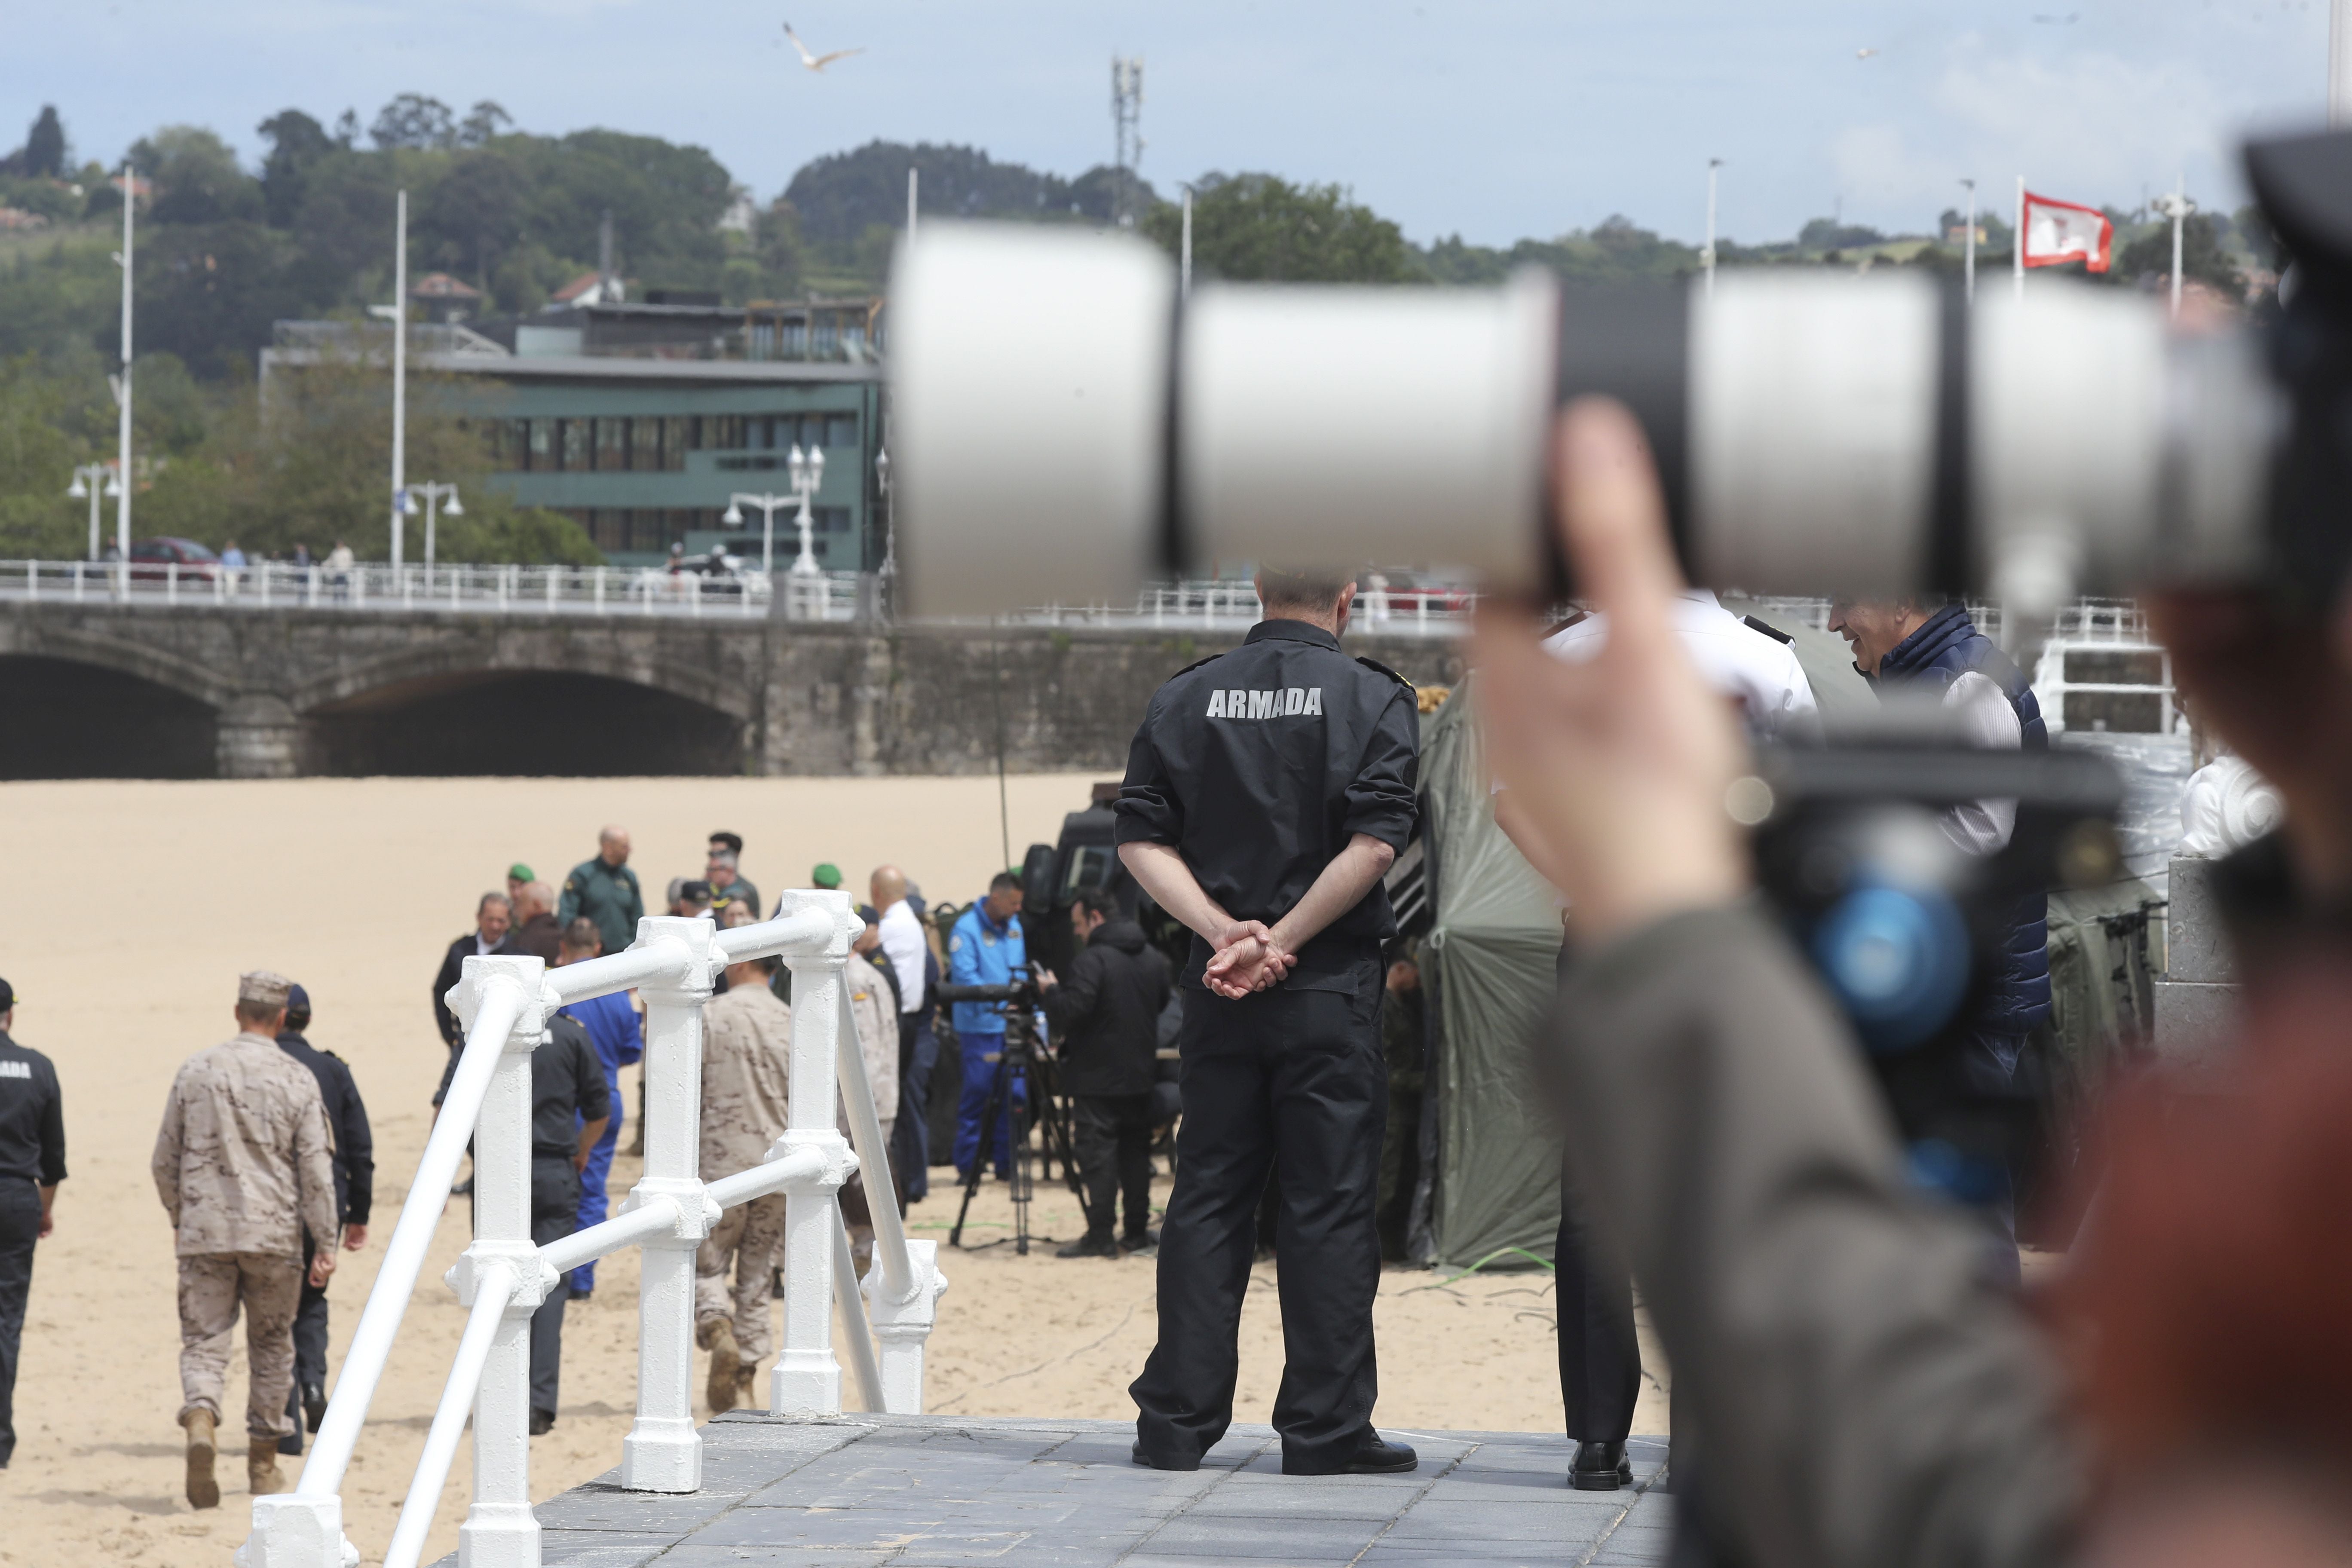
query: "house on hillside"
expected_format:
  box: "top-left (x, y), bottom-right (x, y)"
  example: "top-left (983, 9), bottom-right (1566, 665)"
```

top-left (410, 271), bottom-right (484, 324)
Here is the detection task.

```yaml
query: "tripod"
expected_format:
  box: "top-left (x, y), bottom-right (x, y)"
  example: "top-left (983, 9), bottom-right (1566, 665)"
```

top-left (948, 1017), bottom-right (1099, 1254)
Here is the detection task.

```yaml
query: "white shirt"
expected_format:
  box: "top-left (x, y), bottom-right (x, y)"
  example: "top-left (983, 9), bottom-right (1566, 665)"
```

top-left (1544, 590), bottom-right (1820, 743)
top-left (877, 899), bottom-right (928, 1014)
top-left (1939, 670), bottom-right (2024, 855)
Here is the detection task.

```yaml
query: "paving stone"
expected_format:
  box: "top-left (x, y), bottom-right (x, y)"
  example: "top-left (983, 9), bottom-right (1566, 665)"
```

top-left (1137, 1513), bottom-right (1387, 1558)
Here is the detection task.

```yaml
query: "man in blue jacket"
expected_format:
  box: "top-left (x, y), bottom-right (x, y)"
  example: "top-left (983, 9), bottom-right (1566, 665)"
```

top-left (554, 918), bottom-right (643, 1298)
top-left (949, 873), bottom-right (1026, 1182)
top-left (1829, 596), bottom-right (2051, 1283)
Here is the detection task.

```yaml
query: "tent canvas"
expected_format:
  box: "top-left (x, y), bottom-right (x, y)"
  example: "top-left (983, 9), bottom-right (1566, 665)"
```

top-left (1415, 675), bottom-right (1568, 1267)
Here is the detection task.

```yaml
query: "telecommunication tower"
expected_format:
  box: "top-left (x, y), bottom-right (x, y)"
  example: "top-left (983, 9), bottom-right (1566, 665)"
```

top-left (1111, 55), bottom-right (1144, 228)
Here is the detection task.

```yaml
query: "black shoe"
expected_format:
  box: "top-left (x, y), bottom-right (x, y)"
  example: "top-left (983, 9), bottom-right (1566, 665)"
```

top-left (1124, 1227), bottom-right (1161, 1253)
top-left (276, 1430), bottom-right (303, 1457)
top-left (1285, 1430), bottom-right (1418, 1476)
top-left (451, 1176), bottom-right (473, 1197)
top-left (1131, 1440), bottom-right (1200, 1472)
top-left (301, 1381), bottom-right (327, 1432)
top-left (529, 1409), bottom-right (555, 1436)
top-left (1569, 1440), bottom-right (1632, 1490)
top-left (1057, 1234), bottom-right (1119, 1260)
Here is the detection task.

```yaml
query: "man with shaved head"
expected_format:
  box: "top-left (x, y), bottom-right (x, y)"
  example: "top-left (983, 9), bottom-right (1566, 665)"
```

top-left (559, 826), bottom-right (645, 958)
top-left (872, 865), bottom-right (937, 1200)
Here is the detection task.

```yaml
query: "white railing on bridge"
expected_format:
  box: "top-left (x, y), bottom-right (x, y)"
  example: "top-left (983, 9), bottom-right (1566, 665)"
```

top-left (236, 892), bottom-right (947, 1568)
top-left (0, 558), bottom-right (864, 623)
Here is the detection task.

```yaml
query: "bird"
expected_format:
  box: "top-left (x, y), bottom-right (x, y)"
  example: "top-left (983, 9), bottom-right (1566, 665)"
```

top-left (1856, 46), bottom-right (1879, 59)
top-left (784, 22), bottom-right (864, 72)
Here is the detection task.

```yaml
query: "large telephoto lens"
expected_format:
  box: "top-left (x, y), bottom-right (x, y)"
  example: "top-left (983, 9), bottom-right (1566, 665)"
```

top-left (890, 225), bottom-right (2274, 616)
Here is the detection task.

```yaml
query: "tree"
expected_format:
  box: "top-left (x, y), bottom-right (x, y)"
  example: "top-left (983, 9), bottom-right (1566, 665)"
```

top-left (132, 126), bottom-right (264, 226)
top-left (257, 109), bottom-right (334, 228)
top-left (370, 94), bottom-right (457, 152)
top-left (22, 107), bottom-right (67, 180)
top-left (1143, 173), bottom-right (1415, 284)
top-left (456, 101), bottom-right (513, 148)
top-left (2116, 212), bottom-right (2242, 297)
top-left (1798, 217), bottom-right (1885, 251)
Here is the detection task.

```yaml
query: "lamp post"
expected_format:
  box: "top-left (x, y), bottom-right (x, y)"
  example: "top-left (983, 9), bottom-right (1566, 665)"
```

top-left (1703, 159), bottom-right (1722, 297)
top-left (721, 493), bottom-right (792, 579)
top-left (406, 481), bottom-right (462, 586)
top-left (2153, 178), bottom-right (2195, 321)
top-left (721, 444), bottom-right (825, 579)
top-left (113, 161), bottom-right (135, 591)
top-left (65, 463), bottom-right (119, 561)
top-left (1960, 178), bottom-right (1977, 303)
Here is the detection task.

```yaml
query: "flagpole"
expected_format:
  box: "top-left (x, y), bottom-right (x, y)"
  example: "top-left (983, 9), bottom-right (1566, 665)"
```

top-left (2333, 0), bottom-right (2352, 124)
top-left (1703, 159), bottom-right (1721, 298)
top-left (2171, 173), bottom-right (2185, 319)
top-left (1960, 178), bottom-right (1976, 304)
top-left (2014, 176), bottom-right (2026, 301)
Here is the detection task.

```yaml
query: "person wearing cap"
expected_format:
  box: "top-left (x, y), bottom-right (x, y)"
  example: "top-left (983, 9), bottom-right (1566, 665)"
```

top-left (708, 842), bottom-right (761, 923)
top-left (152, 971), bottom-right (338, 1508)
top-left (0, 977), bottom-right (64, 1470)
top-left (435, 892), bottom-right (516, 1052)
top-left (505, 863), bottom-right (536, 906)
top-left (812, 863), bottom-right (844, 893)
top-left (554, 919), bottom-right (642, 1300)
top-left (667, 878), bottom-right (714, 920)
top-left (270, 984), bottom-right (373, 1455)
top-left (559, 826), bottom-right (646, 958)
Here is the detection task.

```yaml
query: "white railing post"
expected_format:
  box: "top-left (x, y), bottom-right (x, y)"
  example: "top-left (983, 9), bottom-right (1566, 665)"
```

top-left (772, 890), bottom-right (856, 1416)
top-left (620, 916), bottom-right (720, 1492)
top-left (455, 954), bottom-right (553, 1568)
top-left (830, 986), bottom-right (946, 1413)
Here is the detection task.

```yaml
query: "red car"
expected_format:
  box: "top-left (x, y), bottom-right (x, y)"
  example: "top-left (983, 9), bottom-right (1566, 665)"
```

top-left (126, 537), bottom-right (221, 582)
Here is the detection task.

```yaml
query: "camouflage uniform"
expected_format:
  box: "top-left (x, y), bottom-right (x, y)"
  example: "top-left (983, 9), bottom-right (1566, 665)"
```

top-left (153, 1031), bottom-right (338, 1440)
top-left (844, 950), bottom-right (898, 1155)
top-left (695, 981), bottom-right (793, 1359)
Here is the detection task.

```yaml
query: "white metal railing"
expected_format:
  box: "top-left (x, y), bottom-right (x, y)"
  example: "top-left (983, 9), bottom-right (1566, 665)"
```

top-left (0, 558), bottom-right (863, 623)
top-left (237, 892), bottom-right (947, 1568)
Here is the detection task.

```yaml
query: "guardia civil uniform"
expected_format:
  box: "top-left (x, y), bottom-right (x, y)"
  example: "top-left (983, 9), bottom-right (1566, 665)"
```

top-left (558, 854), bottom-right (646, 958)
top-left (1115, 616), bottom-right (1420, 1474)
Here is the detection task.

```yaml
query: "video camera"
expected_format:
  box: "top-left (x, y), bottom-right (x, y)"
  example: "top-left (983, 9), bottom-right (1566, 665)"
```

top-left (888, 126), bottom-right (2352, 620)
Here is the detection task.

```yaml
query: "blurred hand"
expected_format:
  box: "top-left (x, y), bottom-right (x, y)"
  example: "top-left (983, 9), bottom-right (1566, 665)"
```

top-left (2151, 589), bottom-right (2352, 899)
top-left (1471, 399), bottom-right (1750, 945)
top-left (342, 1223), bottom-right (368, 1252)
top-left (309, 1248), bottom-right (337, 1288)
top-left (1034, 967), bottom-right (1058, 992)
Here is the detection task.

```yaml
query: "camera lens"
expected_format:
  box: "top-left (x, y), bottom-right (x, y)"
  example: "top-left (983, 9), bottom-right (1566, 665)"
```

top-left (1808, 883), bottom-right (1971, 1053)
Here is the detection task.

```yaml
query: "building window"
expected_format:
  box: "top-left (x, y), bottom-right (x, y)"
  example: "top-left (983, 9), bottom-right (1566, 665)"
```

top-left (711, 415), bottom-right (747, 450)
top-left (664, 416), bottom-right (689, 471)
top-left (596, 417), bottom-right (628, 472)
top-left (631, 416), bottom-right (665, 472)
top-left (814, 506), bottom-right (851, 535)
top-left (825, 413), bottom-right (858, 449)
top-left (587, 510), bottom-right (626, 551)
top-left (560, 418), bottom-right (588, 472)
top-left (530, 419), bottom-right (554, 472)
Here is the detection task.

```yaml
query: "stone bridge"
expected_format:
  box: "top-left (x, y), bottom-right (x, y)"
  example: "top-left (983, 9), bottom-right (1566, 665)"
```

top-left (0, 603), bottom-right (1465, 779)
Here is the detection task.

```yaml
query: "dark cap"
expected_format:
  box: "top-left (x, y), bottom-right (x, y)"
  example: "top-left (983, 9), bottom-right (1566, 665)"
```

top-left (856, 903), bottom-right (881, 926)
top-left (0, 977), bottom-right (13, 1014)
top-left (286, 983), bottom-right (311, 1014)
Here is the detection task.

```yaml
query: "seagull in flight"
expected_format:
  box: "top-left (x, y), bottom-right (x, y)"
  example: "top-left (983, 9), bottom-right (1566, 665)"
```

top-left (784, 22), bottom-right (864, 72)
top-left (1856, 46), bottom-right (1879, 59)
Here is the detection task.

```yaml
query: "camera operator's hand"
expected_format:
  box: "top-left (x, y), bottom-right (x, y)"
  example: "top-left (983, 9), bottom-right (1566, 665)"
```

top-left (1472, 398), bottom-right (1750, 944)
top-left (2153, 588), bottom-right (2352, 899)
top-left (1034, 966), bottom-right (1058, 992)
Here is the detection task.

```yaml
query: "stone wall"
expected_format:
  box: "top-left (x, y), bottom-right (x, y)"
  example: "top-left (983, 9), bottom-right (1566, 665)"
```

top-left (0, 602), bottom-right (1467, 779)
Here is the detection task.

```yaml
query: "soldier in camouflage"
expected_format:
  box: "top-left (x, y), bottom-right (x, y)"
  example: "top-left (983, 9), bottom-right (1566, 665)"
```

top-left (151, 971), bottom-right (339, 1509)
top-left (694, 952), bottom-right (793, 1414)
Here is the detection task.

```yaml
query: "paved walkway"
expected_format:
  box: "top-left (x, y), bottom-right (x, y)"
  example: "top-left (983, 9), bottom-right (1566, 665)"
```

top-left (478, 1414), bottom-right (1671, 1568)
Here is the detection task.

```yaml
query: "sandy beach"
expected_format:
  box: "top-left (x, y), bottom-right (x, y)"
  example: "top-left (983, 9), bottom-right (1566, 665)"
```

top-left (0, 775), bottom-right (1651, 1567)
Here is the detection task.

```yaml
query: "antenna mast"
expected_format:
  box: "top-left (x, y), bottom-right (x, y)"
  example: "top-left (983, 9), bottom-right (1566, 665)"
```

top-left (1111, 55), bottom-right (1144, 228)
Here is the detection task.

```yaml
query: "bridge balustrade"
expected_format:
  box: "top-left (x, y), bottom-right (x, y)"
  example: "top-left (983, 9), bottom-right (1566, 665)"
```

top-left (236, 891), bottom-right (948, 1568)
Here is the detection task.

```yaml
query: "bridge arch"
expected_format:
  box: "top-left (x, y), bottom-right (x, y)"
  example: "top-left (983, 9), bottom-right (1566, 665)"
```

top-left (0, 653), bottom-right (221, 778)
top-left (301, 665), bottom-right (750, 776)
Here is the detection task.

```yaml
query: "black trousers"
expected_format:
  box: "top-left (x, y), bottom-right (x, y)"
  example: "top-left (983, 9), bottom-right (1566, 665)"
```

top-left (279, 1232), bottom-right (334, 1452)
top-left (1131, 973), bottom-right (1384, 1473)
top-left (0, 1181), bottom-right (39, 1467)
top-left (1072, 1093), bottom-right (1155, 1242)
top-left (530, 1158), bottom-right (581, 1418)
top-left (1556, 1162), bottom-right (1642, 1443)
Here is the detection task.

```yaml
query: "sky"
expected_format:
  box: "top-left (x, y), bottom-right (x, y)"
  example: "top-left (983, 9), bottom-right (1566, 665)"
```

top-left (0, 1), bottom-right (2328, 246)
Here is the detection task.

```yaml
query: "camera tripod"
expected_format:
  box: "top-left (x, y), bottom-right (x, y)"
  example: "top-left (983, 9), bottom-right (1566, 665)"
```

top-left (946, 1014), bottom-right (1099, 1255)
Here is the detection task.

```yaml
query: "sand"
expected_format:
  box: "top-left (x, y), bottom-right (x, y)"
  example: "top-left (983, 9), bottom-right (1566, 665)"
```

top-left (0, 776), bottom-right (1652, 1568)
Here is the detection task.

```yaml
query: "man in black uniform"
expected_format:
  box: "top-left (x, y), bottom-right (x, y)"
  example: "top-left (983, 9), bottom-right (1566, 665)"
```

top-left (435, 894), bottom-right (515, 1051)
top-left (273, 984), bottom-right (373, 1454)
top-left (433, 1012), bottom-right (609, 1434)
top-left (1037, 885), bottom-right (1173, 1259)
top-left (1115, 567), bottom-right (1421, 1476)
top-left (0, 977), bottom-right (64, 1470)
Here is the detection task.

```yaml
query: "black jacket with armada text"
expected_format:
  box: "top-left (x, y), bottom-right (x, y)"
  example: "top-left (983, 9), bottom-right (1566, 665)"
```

top-left (1115, 619), bottom-right (1421, 989)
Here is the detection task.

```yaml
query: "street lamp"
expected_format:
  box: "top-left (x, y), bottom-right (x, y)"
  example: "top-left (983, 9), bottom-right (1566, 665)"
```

top-left (2153, 178), bottom-right (2196, 321)
top-left (720, 441), bottom-right (826, 581)
top-left (65, 463), bottom-right (120, 561)
top-left (404, 481), bottom-right (462, 586)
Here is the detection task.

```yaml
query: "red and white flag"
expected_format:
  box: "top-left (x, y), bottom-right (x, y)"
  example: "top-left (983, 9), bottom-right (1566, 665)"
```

top-left (2020, 190), bottom-right (2114, 273)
